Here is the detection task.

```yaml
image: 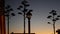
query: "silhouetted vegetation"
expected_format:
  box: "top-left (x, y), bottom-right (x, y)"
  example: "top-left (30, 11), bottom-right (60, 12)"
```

top-left (47, 10), bottom-right (60, 34)
top-left (17, 0), bottom-right (33, 34)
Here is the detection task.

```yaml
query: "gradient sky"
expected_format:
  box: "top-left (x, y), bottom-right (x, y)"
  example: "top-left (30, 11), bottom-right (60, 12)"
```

top-left (5, 0), bottom-right (60, 34)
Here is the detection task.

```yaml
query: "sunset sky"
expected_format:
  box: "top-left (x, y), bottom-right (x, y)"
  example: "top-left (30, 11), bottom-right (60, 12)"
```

top-left (5, 0), bottom-right (60, 34)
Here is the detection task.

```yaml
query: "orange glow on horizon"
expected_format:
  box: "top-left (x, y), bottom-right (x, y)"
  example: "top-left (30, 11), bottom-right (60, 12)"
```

top-left (9, 27), bottom-right (58, 34)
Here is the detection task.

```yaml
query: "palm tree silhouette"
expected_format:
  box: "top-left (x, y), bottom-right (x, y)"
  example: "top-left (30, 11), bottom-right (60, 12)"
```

top-left (47, 10), bottom-right (60, 34)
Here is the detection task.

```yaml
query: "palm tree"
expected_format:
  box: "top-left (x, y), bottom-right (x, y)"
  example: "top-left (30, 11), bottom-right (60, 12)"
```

top-left (47, 10), bottom-right (60, 34)
top-left (17, 0), bottom-right (33, 34)
top-left (5, 5), bottom-right (15, 34)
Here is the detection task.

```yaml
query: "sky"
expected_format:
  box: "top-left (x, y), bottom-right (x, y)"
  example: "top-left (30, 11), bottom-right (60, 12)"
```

top-left (5, 0), bottom-right (60, 34)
